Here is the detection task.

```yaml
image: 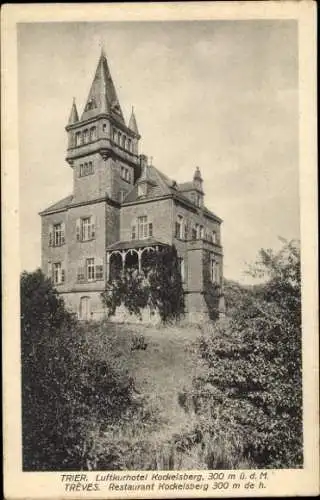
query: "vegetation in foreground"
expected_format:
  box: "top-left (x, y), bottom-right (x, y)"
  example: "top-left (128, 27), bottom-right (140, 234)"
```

top-left (21, 239), bottom-right (302, 470)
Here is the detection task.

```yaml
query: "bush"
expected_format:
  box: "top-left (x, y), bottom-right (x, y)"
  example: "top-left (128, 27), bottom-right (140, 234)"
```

top-left (101, 246), bottom-right (185, 323)
top-left (179, 240), bottom-right (302, 468)
top-left (21, 270), bottom-right (141, 470)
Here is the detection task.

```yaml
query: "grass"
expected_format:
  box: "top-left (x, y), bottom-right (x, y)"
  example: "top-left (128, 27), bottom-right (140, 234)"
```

top-left (79, 320), bottom-right (209, 469)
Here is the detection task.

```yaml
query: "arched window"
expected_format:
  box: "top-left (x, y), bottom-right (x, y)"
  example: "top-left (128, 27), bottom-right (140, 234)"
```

top-left (83, 129), bottom-right (89, 144)
top-left (89, 126), bottom-right (96, 142)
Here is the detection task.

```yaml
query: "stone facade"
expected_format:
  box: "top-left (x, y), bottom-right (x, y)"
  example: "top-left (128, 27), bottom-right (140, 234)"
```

top-left (40, 50), bottom-right (224, 322)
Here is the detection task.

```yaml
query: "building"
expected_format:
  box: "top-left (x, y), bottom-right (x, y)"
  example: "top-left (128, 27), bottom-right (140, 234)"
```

top-left (40, 49), bottom-right (225, 322)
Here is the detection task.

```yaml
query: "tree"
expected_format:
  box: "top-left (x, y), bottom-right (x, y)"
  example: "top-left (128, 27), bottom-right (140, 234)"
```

top-left (182, 239), bottom-right (302, 468)
top-left (21, 269), bottom-right (139, 470)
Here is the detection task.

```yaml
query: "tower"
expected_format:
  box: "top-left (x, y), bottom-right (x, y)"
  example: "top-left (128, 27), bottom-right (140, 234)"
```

top-left (65, 48), bottom-right (141, 208)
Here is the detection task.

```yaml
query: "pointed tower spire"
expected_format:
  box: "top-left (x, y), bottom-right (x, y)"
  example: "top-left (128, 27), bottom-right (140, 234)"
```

top-left (81, 50), bottom-right (125, 123)
top-left (128, 106), bottom-right (139, 136)
top-left (68, 97), bottom-right (79, 125)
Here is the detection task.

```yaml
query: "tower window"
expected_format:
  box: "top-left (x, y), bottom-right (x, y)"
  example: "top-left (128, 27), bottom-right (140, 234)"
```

top-left (200, 225), bottom-right (204, 239)
top-left (89, 126), bottom-right (97, 142)
top-left (121, 135), bottom-right (126, 149)
top-left (118, 131), bottom-right (121, 145)
top-left (75, 132), bottom-right (81, 146)
top-left (102, 123), bottom-right (107, 133)
top-left (79, 161), bottom-right (94, 177)
top-left (120, 165), bottom-right (131, 183)
top-left (128, 138), bottom-right (132, 151)
top-left (83, 129), bottom-right (89, 144)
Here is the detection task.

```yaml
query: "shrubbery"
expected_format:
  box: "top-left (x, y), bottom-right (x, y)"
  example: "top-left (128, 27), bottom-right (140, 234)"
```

top-left (179, 240), bottom-right (302, 468)
top-left (101, 246), bottom-right (185, 322)
top-left (21, 269), bottom-right (142, 470)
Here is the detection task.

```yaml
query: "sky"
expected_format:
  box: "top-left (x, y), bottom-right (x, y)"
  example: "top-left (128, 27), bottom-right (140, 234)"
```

top-left (18, 20), bottom-right (299, 283)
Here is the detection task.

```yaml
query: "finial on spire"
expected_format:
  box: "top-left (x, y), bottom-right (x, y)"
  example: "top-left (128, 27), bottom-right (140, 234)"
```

top-left (100, 40), bottom-right (106, 58)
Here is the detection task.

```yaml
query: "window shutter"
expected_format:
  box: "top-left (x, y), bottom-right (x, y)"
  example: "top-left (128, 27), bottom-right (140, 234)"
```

top-left (49, 225), bottom-right (53, 246)
top-left (95, 256), bottom-right (104, 280)
top-left (184, 223), bottom-right (188, 240)
top-left (61, 222), bottom-right (65, 244)
top-left (91, 216), bottom-right (96, 239)
top-left (76, 219), bottom-right (81, 241)
top-left (49, 261), bottom-right (53, 281)
top-left (148, 222), bottom-right (153, 238)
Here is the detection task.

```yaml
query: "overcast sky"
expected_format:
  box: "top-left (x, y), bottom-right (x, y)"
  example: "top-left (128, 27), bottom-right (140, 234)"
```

top-left (18, 20), bottom-right (299, 283)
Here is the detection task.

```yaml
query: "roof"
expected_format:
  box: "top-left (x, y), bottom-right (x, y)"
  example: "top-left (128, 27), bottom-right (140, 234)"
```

top-left (68, 98), bottom-right (79, 125)
top-left (122, 165), bottom-right (221, 221)
top-left (106, 238), bottom-right (169, 251)
top-left (39, 194), bottom-right (73, 215)
top-left (81, 49), bottom-right (125, 124)
top-left (128, 108), bottom-right (139, 135)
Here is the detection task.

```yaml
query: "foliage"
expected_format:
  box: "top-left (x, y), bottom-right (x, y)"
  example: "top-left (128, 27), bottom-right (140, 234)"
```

top-left (101, 246), bottom-right (185, 323)
top-left (21, 270), bottom-right (141, 470)
top-left (180, 239), bottom-right (302, 468)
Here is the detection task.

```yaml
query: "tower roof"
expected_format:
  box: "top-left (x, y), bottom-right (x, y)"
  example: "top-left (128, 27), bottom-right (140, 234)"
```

top-left (193, 166), bottom-right (203, 182)
top-left (68, 98), bottom-right (79, 125)
top-left (128, 107), bottom-right (139, 135)
top-left (81, 49), bottom-right (125, 124)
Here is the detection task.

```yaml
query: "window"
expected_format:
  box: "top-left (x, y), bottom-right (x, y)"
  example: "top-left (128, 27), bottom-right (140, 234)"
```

top-left (53, 223), bottom-right (65, 246)
top-left (184, 222), bottom-right (188, 240)
top-left (195, 224), bottom-right (200, 239)
top-left (75, 132), bottom-right (82, 147)
top-left (121, 135), bottom-right (126, 149)
top-left (138, 216), bottom-right (148, 239)
top-left (121, 165), bottom-right (131, 183)
top-left (128, 138), bottom-right (132, 151)
top-left (112, 128), bottom-right (117, 142)
top-left (79, 161), bottom-right (94, 177)
top-left (102, 123), bottom-right (107, 133)
top-left (200, 225), bottom-right (204, 239)
top-left (191, 227), bottom-right (197, 240)
top-left (131, 225), bottom-right (137, 240)
top-left (148, 222), bottom-right (153, 237)
top-left (119, 190), bottom-right (127, 203)
top-left (118, 131), bottom-right (121, 145)
top-left (86, 258), bottom-right (95, 281)
top-left (175, 215), bottom-right (184, 239)
top-left (212, 231), bottom-right (217, 244)
top-left (195, 194), bottom-right (201, 207)
top-left (89, 126), bottom-right (97, 142)
top-left (138, 183), bottom-right (146, 197)
top-left (83, 129), bottom-right (89, 144)
top-left (76, 216), bottom-right (95, 242)
top-left (52, 262), bottom-right (65, 285)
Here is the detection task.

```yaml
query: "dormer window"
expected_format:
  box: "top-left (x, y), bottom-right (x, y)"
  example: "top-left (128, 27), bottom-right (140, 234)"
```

top-left (138, 183), bottom-right (146, 198)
